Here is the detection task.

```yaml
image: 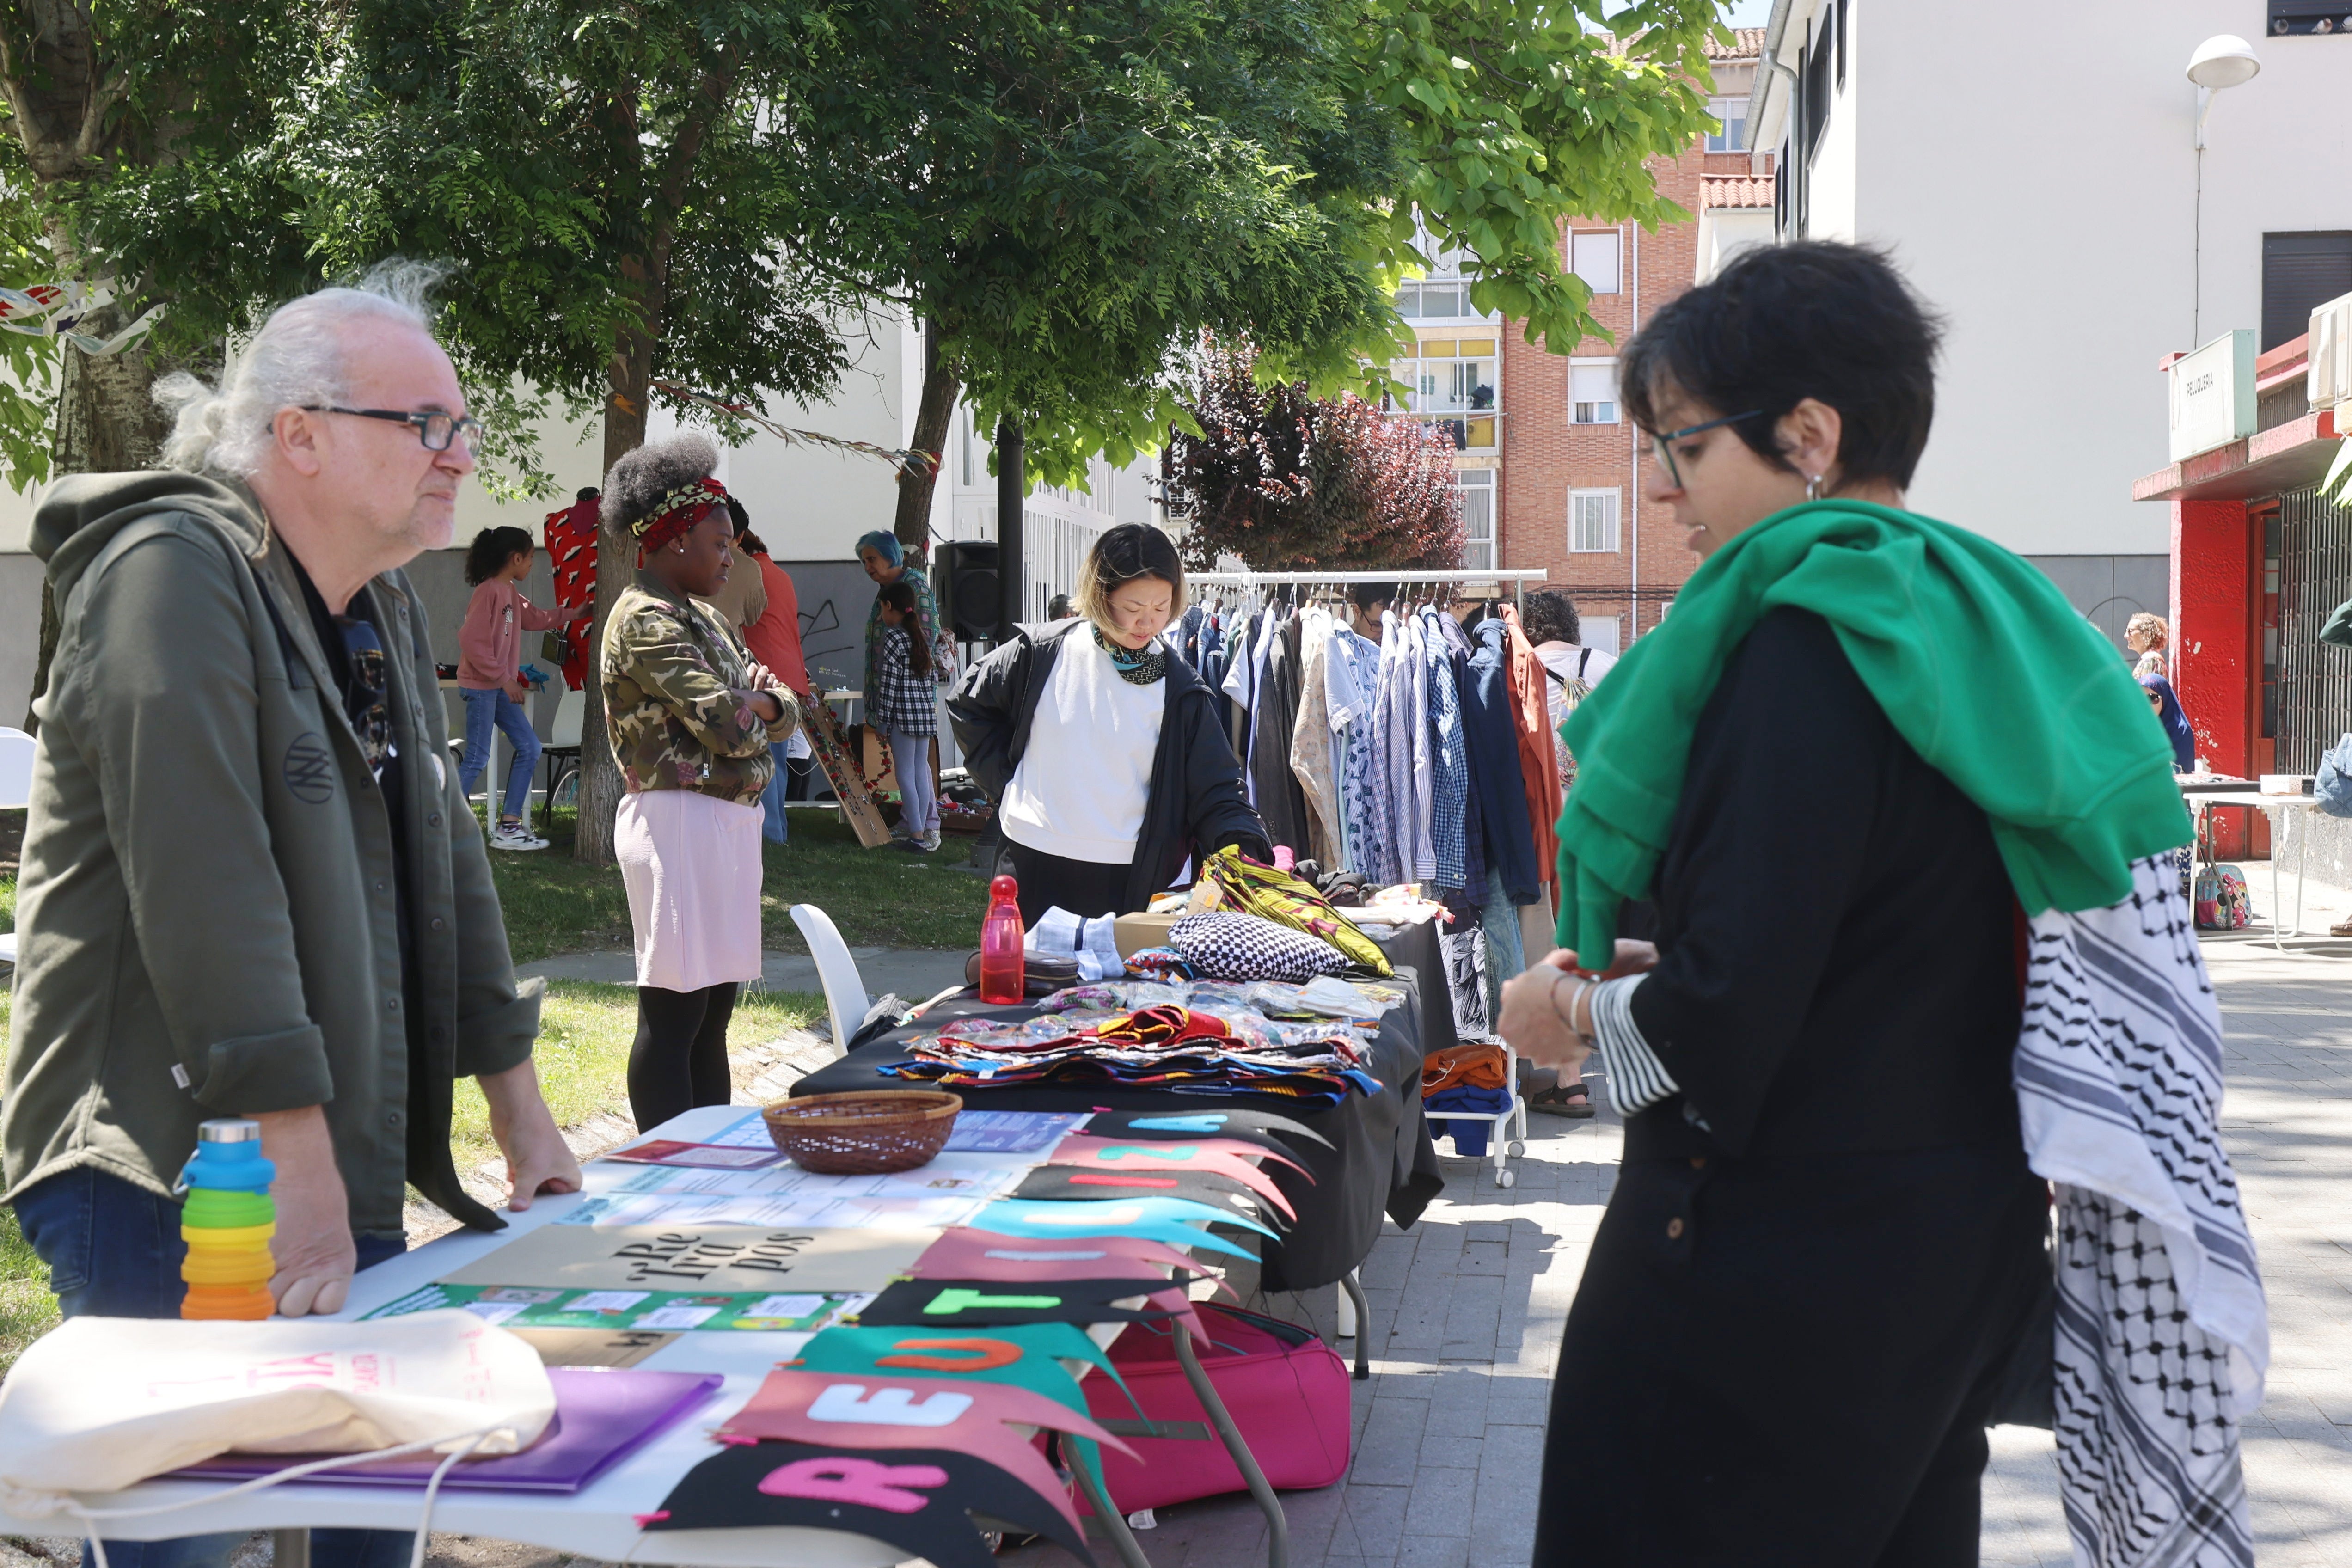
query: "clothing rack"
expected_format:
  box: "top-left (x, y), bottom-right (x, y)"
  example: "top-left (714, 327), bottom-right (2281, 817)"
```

top-left (1189, 568), bottom-right (1549, 611)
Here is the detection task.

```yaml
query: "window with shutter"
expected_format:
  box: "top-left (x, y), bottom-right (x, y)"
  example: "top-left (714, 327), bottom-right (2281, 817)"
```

top-left (1458, 470), bottom-right (1495, 572)
top-left (1569, 488), bottom-right (1620, 554)
top-left (1570, 361), bottom-right (1619, 425)
top-left (2261, 232), bottom-right (2352, 350)
top-left (1570, 232), bottom-right (1622, 295)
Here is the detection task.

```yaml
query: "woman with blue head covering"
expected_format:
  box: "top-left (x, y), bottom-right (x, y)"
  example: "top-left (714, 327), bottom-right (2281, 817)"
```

top-left (857, 528), bottom-right (948, 849)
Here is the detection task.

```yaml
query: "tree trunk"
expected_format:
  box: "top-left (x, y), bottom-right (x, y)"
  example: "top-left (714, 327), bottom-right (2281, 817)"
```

top-left (891, 320), bottom-right (959, 559)
top-left (572, 353), bottom-right (652, 867)
top-left (21, 308), bottom-right (175, 733)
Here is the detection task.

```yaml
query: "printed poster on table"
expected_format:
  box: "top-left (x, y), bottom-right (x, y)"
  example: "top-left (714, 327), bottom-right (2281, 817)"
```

top-left (441, 1223), bottom-right (937, 1294)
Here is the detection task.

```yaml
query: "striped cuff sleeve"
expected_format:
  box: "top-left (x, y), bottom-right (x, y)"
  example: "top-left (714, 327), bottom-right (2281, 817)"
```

top-left (1588, 974), bottom-right (1679, 1117)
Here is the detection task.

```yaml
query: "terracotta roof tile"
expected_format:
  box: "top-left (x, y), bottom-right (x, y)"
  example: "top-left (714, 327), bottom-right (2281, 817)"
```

top-left (1700, 174), bottom-right (1776, 210)
top-left (1703, 27), bottom-right (1765, 61)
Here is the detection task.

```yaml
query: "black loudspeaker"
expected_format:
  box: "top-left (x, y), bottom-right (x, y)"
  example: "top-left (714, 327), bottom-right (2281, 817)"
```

top-left (935, 540), bottom-right (1000, 641)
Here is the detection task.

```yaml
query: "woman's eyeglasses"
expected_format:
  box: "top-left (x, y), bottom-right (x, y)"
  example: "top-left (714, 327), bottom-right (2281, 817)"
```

top-left (302, 405), bottom-right (484, 453)
top-left (1647, 410), bottom-right (1764, 488)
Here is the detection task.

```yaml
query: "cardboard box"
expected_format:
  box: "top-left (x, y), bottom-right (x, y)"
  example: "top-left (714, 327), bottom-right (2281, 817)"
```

top-left (1114, 911), bottom-right (1183, 958)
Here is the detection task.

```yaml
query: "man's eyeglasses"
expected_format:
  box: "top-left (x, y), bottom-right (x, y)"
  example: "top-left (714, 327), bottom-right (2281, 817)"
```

top-left (303, 405), bottom-right (484, 453)
top-left (1647, 410), bottom-right (1764, 488)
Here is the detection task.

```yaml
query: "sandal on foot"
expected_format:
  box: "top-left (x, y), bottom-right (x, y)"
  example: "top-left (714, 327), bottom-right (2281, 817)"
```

top-left (1529, 1083), bottom-right (1596, 1119)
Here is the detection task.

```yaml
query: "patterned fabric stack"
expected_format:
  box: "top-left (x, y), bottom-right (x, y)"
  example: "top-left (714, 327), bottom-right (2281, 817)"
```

top-left (878, 982), bottom-right (1400, 1104)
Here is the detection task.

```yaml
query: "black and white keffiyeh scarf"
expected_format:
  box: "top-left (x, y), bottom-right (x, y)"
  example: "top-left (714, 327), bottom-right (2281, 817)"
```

top-left (2017, 854), bottom-right (2268, 1568)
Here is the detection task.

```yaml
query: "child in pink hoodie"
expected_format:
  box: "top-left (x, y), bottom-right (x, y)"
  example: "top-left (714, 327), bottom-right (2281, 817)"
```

top-left (459, 525), bottom-right (561, 849)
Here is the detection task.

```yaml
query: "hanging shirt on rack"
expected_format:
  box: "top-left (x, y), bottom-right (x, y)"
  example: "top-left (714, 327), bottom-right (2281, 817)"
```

top-left (1421, 607), bottom-right (1470, 892)
top-left (1327, 623), bottom-right (1388, 881)
top-left (1290, 608), bottom-right (1343, 866)
top-left (1380, 609), bottom-right (1436, 884)
top-left (1249, 609), bottom-right (1312, 857)
top-left (1435, 608), bottom-right (1487, 900)
top-left (1499, 604), bottom-right (1562, 896)
top-left (1465, 617), bottom-right (1542, 908)
top-left (1220, 608), bottom-right (1258, 769)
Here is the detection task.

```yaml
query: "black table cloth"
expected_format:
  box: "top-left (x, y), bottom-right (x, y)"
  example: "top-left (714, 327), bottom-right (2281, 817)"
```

top-left (792, 965), bottom-right (1447, 1292)
top-left (1367, 918), bottom-right (1458, 1059)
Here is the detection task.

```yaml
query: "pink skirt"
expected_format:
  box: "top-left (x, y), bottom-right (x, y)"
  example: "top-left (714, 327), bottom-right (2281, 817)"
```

top-left (615, 789), bottom-right (765, 992)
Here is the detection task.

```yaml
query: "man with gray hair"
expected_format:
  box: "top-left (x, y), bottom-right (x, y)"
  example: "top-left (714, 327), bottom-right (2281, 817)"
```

top-left (4, 266), bottom-right (580, 1552)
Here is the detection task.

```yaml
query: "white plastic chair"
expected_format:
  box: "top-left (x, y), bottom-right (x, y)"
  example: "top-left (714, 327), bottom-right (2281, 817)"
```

top-left (0, 727), bottom-right (32, 970)
top-left (789, 904), bottom-right (870, 1061)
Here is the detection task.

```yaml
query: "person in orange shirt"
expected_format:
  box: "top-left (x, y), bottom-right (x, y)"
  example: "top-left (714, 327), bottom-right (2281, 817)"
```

top-left (733, 501), bottom-right (810, 844)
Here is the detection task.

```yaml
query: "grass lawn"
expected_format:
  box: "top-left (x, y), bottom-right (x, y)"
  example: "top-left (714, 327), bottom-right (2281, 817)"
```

top-left (491, 804), bottom-right (988, 963)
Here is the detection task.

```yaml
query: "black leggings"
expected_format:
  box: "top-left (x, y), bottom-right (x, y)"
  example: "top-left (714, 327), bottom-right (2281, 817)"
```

top-left (1004, 840), bottom-right (1132, 926)
top-left (628, 981), bottom-right (739, 1132)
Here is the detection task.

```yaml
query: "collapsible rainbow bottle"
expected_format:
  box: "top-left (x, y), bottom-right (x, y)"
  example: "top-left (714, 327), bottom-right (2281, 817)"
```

top-left (180, 1119), bottom-right (277, 1320)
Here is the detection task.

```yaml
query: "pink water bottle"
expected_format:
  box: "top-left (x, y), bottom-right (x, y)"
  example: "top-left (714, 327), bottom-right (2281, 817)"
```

top-left (979, 875), bottom-right (1026, 1004)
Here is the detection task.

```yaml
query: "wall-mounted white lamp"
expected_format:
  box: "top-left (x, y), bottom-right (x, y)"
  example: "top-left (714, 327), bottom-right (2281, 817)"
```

top-left (2188, 35), bottom-right (2261, 148)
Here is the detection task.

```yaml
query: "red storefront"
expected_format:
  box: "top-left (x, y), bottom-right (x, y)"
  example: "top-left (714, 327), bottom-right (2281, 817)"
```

top-left (2137, 331), bottom-right (2345, 858)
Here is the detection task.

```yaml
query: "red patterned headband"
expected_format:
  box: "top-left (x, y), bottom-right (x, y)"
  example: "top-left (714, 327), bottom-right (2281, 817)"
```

top-left (633, 476), bottom-right (729, 554)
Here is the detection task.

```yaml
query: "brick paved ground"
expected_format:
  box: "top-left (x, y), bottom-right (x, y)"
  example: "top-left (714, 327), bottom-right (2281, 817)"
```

top-left (1005, 899), bottom-right (2352, 1568)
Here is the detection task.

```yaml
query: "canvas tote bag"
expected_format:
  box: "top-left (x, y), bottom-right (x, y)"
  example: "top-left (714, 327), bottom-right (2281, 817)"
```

top-left (0, 1311), bottom-right (555, 1511)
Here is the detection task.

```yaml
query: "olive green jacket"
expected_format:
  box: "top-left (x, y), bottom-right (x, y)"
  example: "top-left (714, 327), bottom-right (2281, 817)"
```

top-left (603, 570), bottom-right (800, 803)
top-left (4, 472), bottom-right (539, 1237)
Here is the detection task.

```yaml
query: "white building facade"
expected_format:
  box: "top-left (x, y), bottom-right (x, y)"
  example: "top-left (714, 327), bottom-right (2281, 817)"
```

top-left (1745, 0), bottom-right (2352, 642)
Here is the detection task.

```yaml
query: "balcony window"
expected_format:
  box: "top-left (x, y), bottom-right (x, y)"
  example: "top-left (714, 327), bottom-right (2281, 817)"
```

top-left (1393, 337), bottom-right (1500, 451)
top-left (1395, 217), bottom-right (1500, 322)
top-left (1458, 469), bottom-right (1495, 571)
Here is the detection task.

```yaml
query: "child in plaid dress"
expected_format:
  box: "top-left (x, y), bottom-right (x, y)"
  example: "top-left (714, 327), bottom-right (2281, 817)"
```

top-left (873, 581), bottom-right (940, 851)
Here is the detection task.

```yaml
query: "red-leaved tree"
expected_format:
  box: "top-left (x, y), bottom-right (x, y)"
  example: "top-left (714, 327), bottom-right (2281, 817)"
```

top-left (1166, 338), bottom-right (1462, 572)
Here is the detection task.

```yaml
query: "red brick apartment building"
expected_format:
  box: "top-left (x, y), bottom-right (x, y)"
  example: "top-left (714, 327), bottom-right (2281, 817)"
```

top-left (1401, 29), bottom-right (1772, 653)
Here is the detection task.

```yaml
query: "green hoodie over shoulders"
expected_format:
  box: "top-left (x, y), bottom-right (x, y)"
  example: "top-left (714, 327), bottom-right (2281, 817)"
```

top-left (4, 472), bottom-right (539, 1236)
top-left (1555, 499), bottom-right (2194, 963)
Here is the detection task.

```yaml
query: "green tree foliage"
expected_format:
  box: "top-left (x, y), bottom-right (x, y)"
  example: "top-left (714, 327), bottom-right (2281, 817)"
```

top-left (1166, 335), bottom-right (1461, 571)
top-left (774, 0), bottom-right (1412, 541)
top-left (82, 0), bottom-right (871, 860)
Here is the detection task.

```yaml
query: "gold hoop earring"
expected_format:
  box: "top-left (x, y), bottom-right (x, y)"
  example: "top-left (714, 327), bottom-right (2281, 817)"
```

top-left (1805, 473), bottom-right (1825, 502)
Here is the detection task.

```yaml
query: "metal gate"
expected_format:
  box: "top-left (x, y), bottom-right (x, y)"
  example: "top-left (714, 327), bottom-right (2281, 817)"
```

top-left (2275, 487), bottom-right (2352, 773)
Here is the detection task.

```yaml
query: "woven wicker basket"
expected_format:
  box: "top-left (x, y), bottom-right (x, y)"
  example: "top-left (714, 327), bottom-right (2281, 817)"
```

top-left (762, 1090), bottom-right (963, 1174)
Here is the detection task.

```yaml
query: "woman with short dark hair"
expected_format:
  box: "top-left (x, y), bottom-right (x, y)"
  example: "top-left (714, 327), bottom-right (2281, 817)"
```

top-left (1498, 243), bottom-right (2259, 1564)
top-left (949, 522), bottom-right (1267, 924)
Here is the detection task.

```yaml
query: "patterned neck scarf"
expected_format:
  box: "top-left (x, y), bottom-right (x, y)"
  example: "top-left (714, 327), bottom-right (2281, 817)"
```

top-left (1093, 623), bottom-right (1166, 686)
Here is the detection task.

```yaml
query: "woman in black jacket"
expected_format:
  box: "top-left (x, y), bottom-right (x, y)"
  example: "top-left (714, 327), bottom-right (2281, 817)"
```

top-left (949, 524), bottom-right (1268, 924)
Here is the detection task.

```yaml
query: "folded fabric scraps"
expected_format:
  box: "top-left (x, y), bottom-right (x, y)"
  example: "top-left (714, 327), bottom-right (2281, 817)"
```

top-left (1425, 1084), bottom-right (1516, 1158)
top-left (645, 1439), bottom-right (1092, 1568)
top-left (1011, 1164), bottom-right (1285, 1222)
top-left (789, 1321), bottom-right (1133, 1424)
top-left (971, 1196), bottom-right (1275, 1252)
top-left (855, 1277), bottom-right (1199, 1335)
top-left (1123, 946), bottom-right (1196, 981)
top-left (1421, 1042), bottom-right (1509, 1096)
top-left (881, 996), bottom-right (1383, 1105)
top-left (1081, 1106), bottom-right (1333, 1149)
top-left (714, 1367), bottom-right (1135, 1537)
top-left (911, 1228), bottom-right (1215, 1284)
top-left (1170, 912), bottom-right (1350, 982)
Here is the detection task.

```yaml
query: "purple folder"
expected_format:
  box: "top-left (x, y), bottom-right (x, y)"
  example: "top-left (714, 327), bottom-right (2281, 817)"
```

top-left (172, 1368), bottom-right (722, 1494)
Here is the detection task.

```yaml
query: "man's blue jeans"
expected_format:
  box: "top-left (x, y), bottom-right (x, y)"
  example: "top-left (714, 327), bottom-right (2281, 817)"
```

top-left (458, 686), bottom-right (540, 821)
top-left (13, 1168), bottom-right (415, 1568)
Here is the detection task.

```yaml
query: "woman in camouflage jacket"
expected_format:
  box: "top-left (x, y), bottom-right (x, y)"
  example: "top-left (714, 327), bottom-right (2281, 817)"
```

top-left (600, 436), bottom-right (799, 1130)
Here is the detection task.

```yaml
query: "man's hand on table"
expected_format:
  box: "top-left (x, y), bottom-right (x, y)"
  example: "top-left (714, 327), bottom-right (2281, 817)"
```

top-left (480, 1057), bottom-right (583, 1211)
top-left (253, 1105), bottom-right (357, 1316)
